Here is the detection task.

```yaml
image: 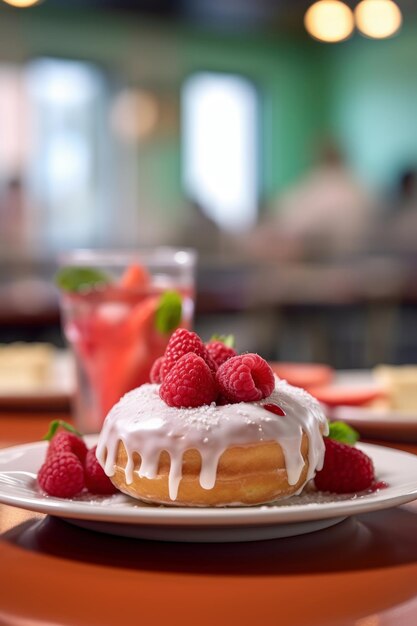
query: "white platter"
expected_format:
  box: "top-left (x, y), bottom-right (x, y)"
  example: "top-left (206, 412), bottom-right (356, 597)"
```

top-left (0, 437), bottom-right (417, 542)
top-left (331, 406), bottom-right (417, 442)
top-left (0, 350), bottom-right (74, 409)
top-left (330, 370), bottom-right (417, 442)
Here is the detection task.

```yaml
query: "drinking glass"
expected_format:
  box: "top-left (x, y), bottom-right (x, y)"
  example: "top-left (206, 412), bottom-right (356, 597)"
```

top-left (58, 248), bottom-right (196, 433)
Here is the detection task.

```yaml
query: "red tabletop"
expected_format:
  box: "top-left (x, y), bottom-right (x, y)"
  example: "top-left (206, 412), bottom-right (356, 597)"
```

top-left (1, 412), bottom-right (417, 626)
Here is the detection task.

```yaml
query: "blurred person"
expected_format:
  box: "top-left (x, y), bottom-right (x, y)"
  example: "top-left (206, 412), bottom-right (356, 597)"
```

top-left (0, 176), bottom-right (26, 250)
top-left (248, 140), bottom-right (376, 261)
top-left (176, 199), bottom-right (223, 259)
top-left (384, 168), bottom-right (417, 255)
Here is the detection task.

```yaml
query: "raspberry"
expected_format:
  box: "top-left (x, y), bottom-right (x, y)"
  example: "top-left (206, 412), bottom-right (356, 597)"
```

top-left (85, 446), bottom-right (118, 495)
top-left (216, 354), bottom-right (275, 403)
top-left (314, 438), bottom-right (375, 493)
top-left (263, 403), bottom-right (286, 417)
top-left (160, 353), bottom-right (217, 408)
top-left (150, 356), bottom-right (164, 384)
top-left (160, 328), bottom-right (216, 379)
top-left (38, 452), bottom-right (85, 498)
top-left (206, 341), bottom-right (237, 368)
top-left (47, 431), bottom-right (88, 463)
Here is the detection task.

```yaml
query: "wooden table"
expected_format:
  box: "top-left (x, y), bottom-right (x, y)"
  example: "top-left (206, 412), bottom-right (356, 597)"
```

top-left (1, 412), bottom-right (417, 626)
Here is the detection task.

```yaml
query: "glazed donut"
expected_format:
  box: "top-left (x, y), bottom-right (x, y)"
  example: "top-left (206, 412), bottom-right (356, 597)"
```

top-left (96, 378), bottom-right (328, 507)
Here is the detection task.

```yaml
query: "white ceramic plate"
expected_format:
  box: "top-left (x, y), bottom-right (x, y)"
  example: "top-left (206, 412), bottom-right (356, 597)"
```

top-left (329, 370), bottom-right (417, 442)
top-left (0, 350), bottom-right (74, 409)
top-left (0, 437), bottom-right (417, 542)
top-left (331, 406), bottom-right (417, 442)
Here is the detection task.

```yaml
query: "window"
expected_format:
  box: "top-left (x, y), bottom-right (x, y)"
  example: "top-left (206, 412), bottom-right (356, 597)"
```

top-left (0, 58), bottom-right (123, 253)
top-left (26, 58), bottom-right (108, 249)
top-left (182, 72), bottom-right (259, 233)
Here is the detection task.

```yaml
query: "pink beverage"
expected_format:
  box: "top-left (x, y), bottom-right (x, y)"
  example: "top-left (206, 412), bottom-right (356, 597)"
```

top-left (58, 249), bottom-right (195, 433)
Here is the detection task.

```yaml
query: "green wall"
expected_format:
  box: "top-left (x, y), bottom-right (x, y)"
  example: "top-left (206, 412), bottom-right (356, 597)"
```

top-left (0, 4), bottom-right (416, 223)
top-left (323, 23), bottom-right (417, 192)
top-left (181, 30), bottom-right (326, 200)
top-left (0, 7), bottom-right (327, 223)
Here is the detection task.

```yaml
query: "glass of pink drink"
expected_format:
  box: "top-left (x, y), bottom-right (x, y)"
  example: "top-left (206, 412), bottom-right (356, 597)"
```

top-left (58, 249), bottom-right (196, 433)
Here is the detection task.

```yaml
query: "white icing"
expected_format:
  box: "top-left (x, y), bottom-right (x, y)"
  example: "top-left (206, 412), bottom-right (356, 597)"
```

top-left (96, 378), bottom-right (328, 502)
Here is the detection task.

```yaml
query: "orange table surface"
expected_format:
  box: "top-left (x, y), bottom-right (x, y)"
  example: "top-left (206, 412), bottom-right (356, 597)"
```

top-left (1, 412), bottom-right (417, 626)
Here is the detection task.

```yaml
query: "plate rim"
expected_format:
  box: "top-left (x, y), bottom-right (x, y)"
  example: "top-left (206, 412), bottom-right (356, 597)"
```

top-left (0, 440), bottom-right (417, 527)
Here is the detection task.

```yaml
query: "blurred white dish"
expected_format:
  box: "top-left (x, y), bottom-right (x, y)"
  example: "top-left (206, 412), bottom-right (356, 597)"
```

top-left (331, 370), bottom-right (417, 441)
top-left (0, 348), bottom-right (74, 409)
top-left (331, 405), bottom-right (417, 441)
top-left (0, 437), bottom-right (416, 542)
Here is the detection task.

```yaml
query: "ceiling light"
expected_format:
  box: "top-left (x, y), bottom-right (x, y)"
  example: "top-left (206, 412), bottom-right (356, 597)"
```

top-left (304, 1), bottom-right (354, 43)
top-left (355, 0), bottom-right (402, 39)
top-left (2, 0), bottom-right (42, 7)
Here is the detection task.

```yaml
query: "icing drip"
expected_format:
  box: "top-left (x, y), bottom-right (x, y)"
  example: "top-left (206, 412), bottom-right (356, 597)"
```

top-left (96, 378), bottom-right (328, 501)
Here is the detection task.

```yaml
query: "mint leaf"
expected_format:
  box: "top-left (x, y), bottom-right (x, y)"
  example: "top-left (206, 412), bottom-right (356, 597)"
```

top-left (55, 267), bottom-right (110, 293)
top-left (42, 419), bottom-right (82, 441)
top-left (210, 334), bottom-right (235, 348)
top-left (155, 291), bottom-right (182, 334)
top-left (328, 421), bottom-right (359, 445)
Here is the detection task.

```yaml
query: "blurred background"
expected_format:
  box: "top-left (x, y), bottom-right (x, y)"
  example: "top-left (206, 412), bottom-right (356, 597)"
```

top-left (0, 0), bottom-right (416, 368)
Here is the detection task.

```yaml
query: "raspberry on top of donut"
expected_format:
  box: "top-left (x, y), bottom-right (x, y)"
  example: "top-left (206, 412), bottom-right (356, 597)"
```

top-left (160, 353), bottom-right (217, 408)
top-left (154, 329), bottom-right (276, 409)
